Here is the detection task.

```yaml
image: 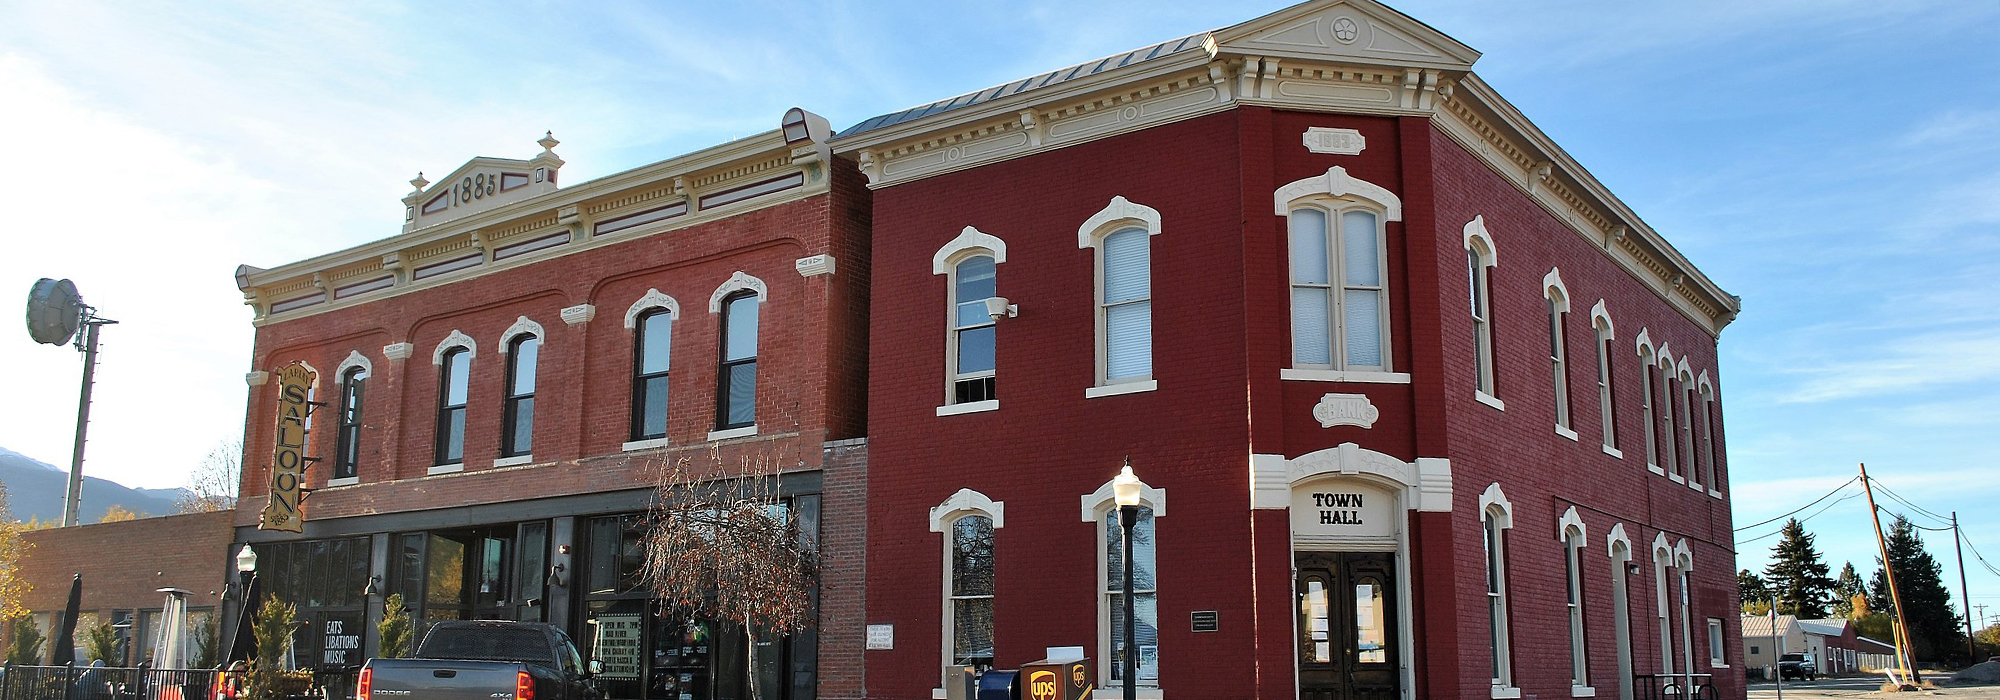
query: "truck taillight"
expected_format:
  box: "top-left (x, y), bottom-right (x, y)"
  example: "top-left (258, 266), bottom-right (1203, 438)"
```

top-left (357, 668), bottom-right (372, 700)
top-left (516, 671), bottom-right (534, 700)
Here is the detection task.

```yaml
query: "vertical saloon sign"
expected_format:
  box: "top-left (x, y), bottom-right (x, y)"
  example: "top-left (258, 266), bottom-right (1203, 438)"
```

top-left (260, 362), bottom-right (316, 532)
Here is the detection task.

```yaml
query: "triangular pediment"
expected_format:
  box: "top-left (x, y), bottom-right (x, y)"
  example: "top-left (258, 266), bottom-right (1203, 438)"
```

top-left (1214, 0), bottom-right (1479, 71)
top-left (402, 134), bottom-right (566, 233)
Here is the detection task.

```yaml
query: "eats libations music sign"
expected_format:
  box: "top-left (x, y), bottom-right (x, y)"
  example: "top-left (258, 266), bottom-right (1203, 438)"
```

top-left (259, 361), bottom-right (316, 532)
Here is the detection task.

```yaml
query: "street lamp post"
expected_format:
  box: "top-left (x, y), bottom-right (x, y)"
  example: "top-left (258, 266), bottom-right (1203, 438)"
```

top-left (1112, 463), bottom-right (1143, 700)
top-left (236, 544), bottom-right (259, 590)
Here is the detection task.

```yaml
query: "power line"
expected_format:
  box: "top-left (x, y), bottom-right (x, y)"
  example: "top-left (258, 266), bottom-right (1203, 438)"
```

top-left (1871, 481), bottom-right (1953, 526)
top-left (1735, 476), bottom-right (1859, 533)
top-left (1736, 492), bottom-right (1863, 546)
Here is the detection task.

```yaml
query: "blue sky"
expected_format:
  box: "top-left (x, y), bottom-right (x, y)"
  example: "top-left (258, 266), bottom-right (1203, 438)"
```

top-left (1, 0), bottom-right (1996, 619)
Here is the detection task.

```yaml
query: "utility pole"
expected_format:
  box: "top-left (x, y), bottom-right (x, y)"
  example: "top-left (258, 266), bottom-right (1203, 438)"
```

top-left (63, 315), bottom-right (114, 527)
top-left (1955, 513), bottom-right (1976, 661)
top-left (1861, 463), bottom-right (1919, 685)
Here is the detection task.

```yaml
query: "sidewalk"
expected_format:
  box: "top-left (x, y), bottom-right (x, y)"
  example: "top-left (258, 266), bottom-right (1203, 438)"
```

top-left (1750, 677), bottom-right (2000, 698)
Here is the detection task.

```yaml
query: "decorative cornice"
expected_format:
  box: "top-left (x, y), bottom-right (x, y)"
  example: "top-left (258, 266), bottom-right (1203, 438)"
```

top-left (498, 316), bottom-right (545, 351)
top-left (624, 289), bottom-right (682, 329)
top-left (432, 330), bottom-right (475, 365)
top-left (933, 227), bottom-right (1008, 275)
top-left (707, 271), bottom-right (769, 313)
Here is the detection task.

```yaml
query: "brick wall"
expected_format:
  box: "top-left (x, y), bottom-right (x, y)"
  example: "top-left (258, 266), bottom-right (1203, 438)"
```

top-left (15, 510), bottom-right (235, 617)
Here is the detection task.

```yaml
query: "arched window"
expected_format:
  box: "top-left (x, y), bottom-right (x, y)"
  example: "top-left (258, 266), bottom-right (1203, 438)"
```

top-left (436, 347), bottom-right (470, 465)
top-left (947, 514), bottom-right (996, 670)
top-left (1592, 303), bottom-right (1618, 455)
top-left (1102, 505), bottom-right (1157, 687)
top-left (1607, 525), bottom-right (1636, 700)
top-left (334, 366), bottom-right (366, 480)
top-left (1480, 483), bottom-right (1516, 697)
top-left (950, 255), bottom-right (998, 404)
top-left (502, 334), bottom-right (539, 458)
top-left (1559, 509), bottom-right (1590, 693)
top-left (1465, 217), bottom-right (1498, 397)
top-left (1699, 379), bottom-right (1720, 494)
top-left (1659, 354), bottom-right (1679, 480)
top-left (1678, 365), bottom-right (1698, 489)
top-left (1544, 270), bottom-right (1573, 437)
top-left (1290, 206), bottom-right (1388, 371)
top-left (1652, 535), bottom-right (1675, 679)
top-left (1637, 339), bottom-right (1659, 472)
top-left (633, 309), bottom-right (674, 441)
top-left (717, 291), bottom-right (759, 430)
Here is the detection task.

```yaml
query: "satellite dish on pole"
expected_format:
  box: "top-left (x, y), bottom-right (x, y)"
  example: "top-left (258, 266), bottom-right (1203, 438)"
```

top-left (26, 278), bottom-right (84, 346)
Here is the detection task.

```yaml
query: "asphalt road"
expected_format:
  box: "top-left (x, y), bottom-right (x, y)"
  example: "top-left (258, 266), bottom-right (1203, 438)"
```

top-left (1749, 676), bottom-right (2000, 698)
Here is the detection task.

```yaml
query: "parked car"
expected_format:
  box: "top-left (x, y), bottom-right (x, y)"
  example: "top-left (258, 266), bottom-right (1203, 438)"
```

top-left (1778, 652), bottom-right (1817, 681)
top-left (360, 620), bottom-right (600, 700)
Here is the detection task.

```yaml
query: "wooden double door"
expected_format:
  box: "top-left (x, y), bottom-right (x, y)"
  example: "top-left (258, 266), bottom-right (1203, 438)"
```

top-left (1296, 552), bottom-right (1398, 700)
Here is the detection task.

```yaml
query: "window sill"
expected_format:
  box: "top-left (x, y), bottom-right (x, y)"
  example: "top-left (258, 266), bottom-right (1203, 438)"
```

top-left (937, 400), bottom-right (999, 416)
top-left (1602, 445), bottom-right (1624, 459)
top-left (1281, 368), bottom-right (1411, 384)
top-left (1709, 489), bottom-right (1723, 499)
top-left (622, 437), bottom-right (671, 452)
top-left (708, 425), bottom-right (758, 441)
top-left (932, 690), bottom-right (946, 700)
top-left (1687, 480), bottom-right (1704, 492)
top-left (1556, 425), bottom-right (1579, 441)
top-left (1572, 685), bottom-right (1597, 698)
top-left (1648, 464), bottom-right (1665, 476)
top-left (1086, 379), bottom-right (1157, 399)
top-left (1474, 391), bottom-right (1505, 411)
top-left (1710, 662), bottom-right (1729, 669)
top-left (427, 463), bottom-right (464, 475)
top-left (1492, 685), bottom-right (1521, 699)
top-left (494, 455), bottom-right (533, 468)
top-left (1093, 686), bottom-right (1161, 700)
top-left (325, 477), bottom-right (359, 488)
top-left (1668, 472), bottom-right (1686, 484)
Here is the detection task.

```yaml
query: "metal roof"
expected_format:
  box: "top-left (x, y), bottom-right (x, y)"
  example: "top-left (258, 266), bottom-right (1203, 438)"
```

top-left (833, 33), bottom-right (1212, 140)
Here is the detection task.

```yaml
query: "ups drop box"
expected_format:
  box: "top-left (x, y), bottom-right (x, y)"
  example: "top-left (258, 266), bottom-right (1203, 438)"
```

top-left (1017, 659), bottom-right (1092, 700)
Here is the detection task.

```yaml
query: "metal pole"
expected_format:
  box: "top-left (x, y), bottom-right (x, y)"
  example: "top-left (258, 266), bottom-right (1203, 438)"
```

top-left (1859, 463), bottom-right (1918, 684)
top-left (1773, 606), bottom-right (1783, 700)
top-left (1954, 513), bottom-right (1976, 662)
top-left (1120, 504), bottom-right (1137, 700)
top-left (62, 320), bottom-right (109, 528)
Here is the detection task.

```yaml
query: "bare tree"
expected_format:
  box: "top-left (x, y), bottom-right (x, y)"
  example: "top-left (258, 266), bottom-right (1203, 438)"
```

top-left (176, 440), bottom-right (241, 513)
top-left (641, 449), bottom-right (815, 700)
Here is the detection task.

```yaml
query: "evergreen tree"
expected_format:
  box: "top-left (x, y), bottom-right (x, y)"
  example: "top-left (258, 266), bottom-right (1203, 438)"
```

top-left (1831, 562), bottom-right (1866, 618)
top-left (1738, 569), bottom-right (1773, 612)
top-left (1764, 518), bottom-right (1836, 619)
top-left (1868, 516), bottom-right (1966, 662)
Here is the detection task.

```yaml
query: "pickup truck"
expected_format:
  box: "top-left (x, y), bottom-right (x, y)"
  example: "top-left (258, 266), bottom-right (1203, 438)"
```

top-left (360, 621), bottom-right (601, 700)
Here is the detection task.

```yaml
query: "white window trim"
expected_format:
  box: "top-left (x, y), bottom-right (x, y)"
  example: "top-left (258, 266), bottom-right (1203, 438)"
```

top-left (1545, 268), bottom-right (1572, 433)
top-left (1707, 618), bottom-right (1728, 668)
top-left (493, 455), bottom-right (533, 468)
top-left (1282, 197), bottom-right (1394, 374)
top-left (1698, 373), bottom-right (1721, 498)
top-left (1083, 474), bottom-right (1166, 693)
top-left (621, 437), bottom-right (671, 452)
top-left (1481, 483), bottom-right (1516, 698)
top-left (498, 315), bottom-right (545, 352)
top-left (1558, 507), bottom-right (1592, 696)
top-left (1465, 216), bottom-right (1499, 398)
top-left (325, 476), bottom-right (359, 488)
top-left (431, 329), bottom-right (476, 365)
top-left (1475, 390), bottom-right (1506, 411)
top-left (1655, 347), bottom-right (1679, 479)
top-left (1591, 300), bottom-right (1617, 455)
top-left (334, 349), bottom-right (373, 380)
top-left (932, 489), bottom-right (1003, 697)
top-left (938, 235), bottom-right (1004, 409)
top-left (427, 463), bottom-right (464, 475)
top-left (623, 289), bottom-right (683, 329)
top-left (1079, 196), bottom-right (1162, 389)
top-left (707, 425), bottom-right (758, 441)
top-left (1676, 360), bottom-right (1698, 490)
top-left (1651, 533), bottom-right (1675, 678)
top-left (937, 399), bottom-right (999, 416)
top-left (1606, 524), bottom-right (1635, 700)
top-left (1085, 379), bottom-right (1157, 399)
top-left (706, 271), bottom-right (769, 313)
top-left (1636, 330), bottom-right (1661, 474)
top-left (1280, 369), bottom-right (1411, 384)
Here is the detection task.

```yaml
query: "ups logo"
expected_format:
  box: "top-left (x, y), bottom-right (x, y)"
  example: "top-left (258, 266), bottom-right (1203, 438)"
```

top-left (1027, 671), bottom-right (1058, 700)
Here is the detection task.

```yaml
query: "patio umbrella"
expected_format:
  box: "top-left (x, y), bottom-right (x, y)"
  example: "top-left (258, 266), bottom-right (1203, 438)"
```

top-left (224, 574), bottom-right (260, 666)
top-left (49, 574), bottom-right (81, 666)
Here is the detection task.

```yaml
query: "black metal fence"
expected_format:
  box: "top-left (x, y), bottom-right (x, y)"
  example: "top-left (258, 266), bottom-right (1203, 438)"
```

top-left (1634, 673), bottom-right (1717, 700)
top-left (0, 666), bottom-right (217, 700)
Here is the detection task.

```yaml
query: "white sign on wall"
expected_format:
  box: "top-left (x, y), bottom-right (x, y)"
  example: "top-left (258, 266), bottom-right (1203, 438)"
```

top-left (1290, 481), bottom-right (1396, 542)
top-left (593, 614), bottom-right (643, 680)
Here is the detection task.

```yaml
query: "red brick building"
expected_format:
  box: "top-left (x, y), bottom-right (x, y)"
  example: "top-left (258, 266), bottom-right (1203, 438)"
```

top-left (831, 2), bottom-right (1741, 700)
top-left (8, 511), bottom-right (234, 665)
top-left (229, 114), bottom-right (869, 700)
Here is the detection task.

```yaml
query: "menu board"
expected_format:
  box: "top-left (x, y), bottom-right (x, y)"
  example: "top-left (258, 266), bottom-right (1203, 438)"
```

top-left (593, 614), bottom-right (644, 680)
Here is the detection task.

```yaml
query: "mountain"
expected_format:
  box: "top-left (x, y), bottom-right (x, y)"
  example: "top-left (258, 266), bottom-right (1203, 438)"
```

top-left (0, 446), bottom-right (188, 523)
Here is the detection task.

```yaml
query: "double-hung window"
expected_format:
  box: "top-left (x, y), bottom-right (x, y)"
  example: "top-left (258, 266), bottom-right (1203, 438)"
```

top-left (1563, 525), bottom-right (1589, 691)
top-left (950, 255), bottom-right (998, 404)
top-left (1661, 368), bottom-right (1679, 478)
top-left (1484, 503), bottom-right (1514, 695)
top-left (334, 367), bottom-right (365, 480)
top-left (1680, 378), bottom-right (1699, 488)
top-left (1639, 347), bottom-right (1659, 470)
top-left (947, 514), bottom-right (996, 670)
top-left (435, 347), bottom-right (470, 465)
top-left (1700, 385), bottom-right (1720, 491)
top-left (1469, 247), bottom-right (1496, 395)
top-left (633, 310), bottom-right (673, 440)
top-left (1103, 506), bottom-right (1158, 686)
top-left (1595, 315), bottom-right (1618, 454)
top-left (1289, 207), bottom-right (1388, 371)
top-left (717, 292), bottom-right (759, 430)
top-left (502, 335), bottom-right (538, 457)
top-left (1545, 279), bottom-right (1572, 435)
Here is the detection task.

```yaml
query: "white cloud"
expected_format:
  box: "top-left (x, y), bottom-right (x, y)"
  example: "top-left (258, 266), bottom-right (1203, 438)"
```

top-left (1775, 327), bottom-right (2000, 403)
